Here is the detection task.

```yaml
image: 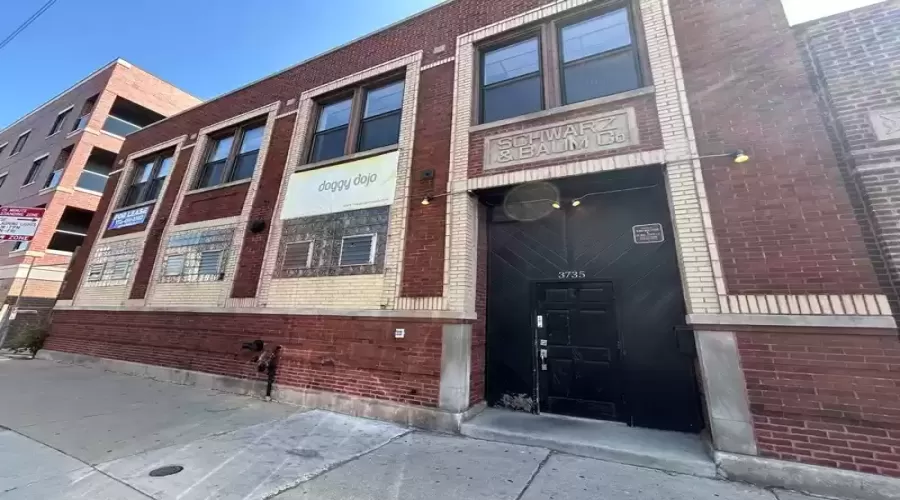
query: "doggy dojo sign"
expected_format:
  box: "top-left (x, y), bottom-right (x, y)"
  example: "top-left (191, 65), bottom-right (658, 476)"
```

top-left (281, 151), bottom-right (399, 219)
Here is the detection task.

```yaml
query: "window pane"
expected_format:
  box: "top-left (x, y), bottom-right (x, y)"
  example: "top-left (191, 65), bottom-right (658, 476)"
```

top-left (482, 75), bottom-right (543, 123)
top-left (208, 135), bottom-right (234, 162)
top-left (364, 81), bottom-right (404, 118)
top-left (316, 99), bottom-right (352, 132)
top-left (134, 161), bottom-right (154, 184)
top-left (561, 9), bottom-right (632, 62)
top-left (239, 126), bottom-right (264, 154)
top-left (230, 152), bottom-right (258, 182)
top-left (87, 263), bottom-right (105, 281)
top-left (108, 260), bottom-right (130, 280)
top-left (563, 50), bottom-right (640, 104)
top-left (156, 156), bottom-right (173, 178)
top-left (144, 179), bottom-right (163, 202)
top-left (483, 38), bottom-right (540, 86)
top-left (310, 127), bottom-right (348, 163)
top-left (197, 159), bottom-right (226, 188)
top-left (340, 235), bottom-right (375, 266)
top-left (358, 112), bottom-right (401, 152)
top-left (77, 171), bottom-right (108, 193)
top-left (123, 183), bottom-right (144, 206)
top-left (45, 169), bottom-right (63, 189)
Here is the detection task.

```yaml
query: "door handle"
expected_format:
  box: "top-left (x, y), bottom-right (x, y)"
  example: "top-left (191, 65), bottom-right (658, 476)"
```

top-left (539, 348), bottom-right (548, 371)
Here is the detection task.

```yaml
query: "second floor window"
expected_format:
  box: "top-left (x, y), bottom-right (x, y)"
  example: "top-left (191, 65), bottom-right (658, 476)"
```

top-left (122, 152), bottom-right (173, 207)
top-left (49, 109), bottom-right (71, 136)
top-left (478, 5), bottom-right (642, 123)
top-left (196, 121), bottom-right (265, 189)
top-left (10, 132), bottom-right (29, 156)
top-left (24, 156), bottom-right (46, 185)
top-left (308, 79), bottom-right (405, 164)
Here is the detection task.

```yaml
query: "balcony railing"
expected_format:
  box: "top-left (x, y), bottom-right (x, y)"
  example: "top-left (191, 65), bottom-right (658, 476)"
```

top-left (76, 170), bottom-right (109, 193)
top-left (102, 115), bottom-right (142, 137)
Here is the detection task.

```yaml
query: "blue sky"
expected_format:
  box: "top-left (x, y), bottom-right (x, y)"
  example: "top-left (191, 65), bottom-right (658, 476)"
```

top-left (0, 0), bottom-right (441, 128)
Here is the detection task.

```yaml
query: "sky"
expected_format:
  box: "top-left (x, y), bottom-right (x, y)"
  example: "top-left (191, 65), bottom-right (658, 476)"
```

top-left (0, 0), bottom-right (885, 129)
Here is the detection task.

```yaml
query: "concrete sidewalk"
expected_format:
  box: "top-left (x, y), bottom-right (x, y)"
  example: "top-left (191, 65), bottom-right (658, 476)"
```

top-left (0, 356), bottom-right (824, 499)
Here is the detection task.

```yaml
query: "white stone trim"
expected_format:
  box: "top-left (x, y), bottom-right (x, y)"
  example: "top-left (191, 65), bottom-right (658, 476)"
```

top-left (72, 136), bottom-right (188, 304)
top-left (51, 303), bottom-right (475, 320)
top-left (689, 312), bottom-right (896, 330)
top-left (718, 293), bottom-right (893, 316)
top-left (421, 57), bottom-right (455, 71)
top-left (255, 52), bottom-right (424, 310)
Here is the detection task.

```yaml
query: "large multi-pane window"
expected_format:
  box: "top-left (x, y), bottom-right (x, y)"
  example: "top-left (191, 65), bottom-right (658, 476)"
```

top-left (479, 5), bottom-right (642, 123)
top-left (308, 79), bottom-right (405, 164)
top-left (196, 121), bottom-right (265, 189)
top-left (122, 151), bottom-right (173, 207)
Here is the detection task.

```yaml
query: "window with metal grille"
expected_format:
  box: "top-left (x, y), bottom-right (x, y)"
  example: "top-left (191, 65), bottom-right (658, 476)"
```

top-left (164, 255), bottom-right (185, 276)
top-left (87, 263), bottom-right (105, 282)
top-left (107, 260), bottom-right (131, 280)
top-left (198, 250), bottom-right (223, 277)
top-left (282, 241), bottom-right (312, 270)
top-left (339, 234), bottom-right (375, 266)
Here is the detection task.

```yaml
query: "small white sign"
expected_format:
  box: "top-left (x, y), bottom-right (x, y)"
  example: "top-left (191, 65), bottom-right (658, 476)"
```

top-left (536, 315), bottom-right (543, 328)
top-left (0, 207), bottom-right (45, 241)
top-left (394, 328), bottom-right (405, 339)
top-left (281, 151), bottom-right (399, 220)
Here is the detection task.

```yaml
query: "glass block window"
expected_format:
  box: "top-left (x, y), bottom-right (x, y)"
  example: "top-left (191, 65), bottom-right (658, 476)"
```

top-left (83, 238), bottom-right (142, 287)
top-left (159, 226), bottom-right (234, 283)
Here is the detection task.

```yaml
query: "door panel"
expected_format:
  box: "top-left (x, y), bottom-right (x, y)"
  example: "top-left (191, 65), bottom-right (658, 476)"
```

top-left (538, 281), bottom-right (622, 421)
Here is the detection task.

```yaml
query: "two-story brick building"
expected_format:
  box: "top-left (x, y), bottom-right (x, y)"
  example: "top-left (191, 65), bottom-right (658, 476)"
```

top-left (0, 59), bottom-right (199, 346)
top-left (42, 0), bottom-right (900, 495)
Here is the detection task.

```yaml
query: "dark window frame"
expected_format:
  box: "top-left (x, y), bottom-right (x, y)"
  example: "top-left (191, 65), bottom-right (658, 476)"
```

top-left (48, 108), bottom-right (72, 136)
top-left (475, 1), bottom-right (647, 124)
top-left (10, 131), bottom-right (30, 156)
top-left (23, 156), bottom-right (46, 185)
top-left (120, 150), bottom-right (174, 208)
top-left (305, 73), bottom-right (405, 165)
top-left (195, 119), bottom-right (266, 190)
top-left (478, 29), bottom-right (546, 124)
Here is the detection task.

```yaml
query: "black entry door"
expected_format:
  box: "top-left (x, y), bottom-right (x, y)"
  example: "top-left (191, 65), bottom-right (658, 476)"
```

top-left (536, 281), bottom-right (623, 421)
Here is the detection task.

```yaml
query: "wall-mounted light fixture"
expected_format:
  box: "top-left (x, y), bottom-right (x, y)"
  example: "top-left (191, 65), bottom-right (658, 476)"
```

top-left (674, 149), bottom-right (750, 164)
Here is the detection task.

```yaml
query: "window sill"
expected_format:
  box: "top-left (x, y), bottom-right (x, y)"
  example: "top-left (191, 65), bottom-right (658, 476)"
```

top-left (74, 187), bottom-right (104, 196)
top-left (66, 129), bottom-right (84, 139)
top-left (8, 250), bottom-right (43, 258)
top-left (469, 86), bottom-right (656, 133)
top-left (22, 182), bottom-right (35, 188)
top-left (100, 130), bottom-right (127, 140)
top-left (298, 144), bottom-right (399, 172)
top-left (185, 178), bottom-right (252, 196)
top-left (38, 186), bottom-right (59, 195)
top-left (45, 249), bottom-right (73, 256)
top-left (46, 131), bottom-right (62, 139)
top-left (113, 199), bottom-right (157, 213)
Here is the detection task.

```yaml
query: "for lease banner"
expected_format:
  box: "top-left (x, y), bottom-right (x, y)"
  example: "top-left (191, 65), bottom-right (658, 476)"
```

top-left (280, 151), bottom-right (399, 220)
top-left (0, 206), bottom-right (45, 241)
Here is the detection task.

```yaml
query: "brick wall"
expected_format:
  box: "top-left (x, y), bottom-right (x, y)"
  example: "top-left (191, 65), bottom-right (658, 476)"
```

top-left (467, 93), bottom-right (662, 177)
top-left (61, 0), bottom-right (555, 303)
top-left (400, 63), bottom-right (453, 297)
top-left (670, 0), bottom-right (881, 295)
top-left (176, 182), bottom-right (249, 224)
top-left (47, 310), bottom-right (455, 407)
top-left (796, 1), bottom-right (900, 311)
top-left (738, 330), bottom-right (900, 476)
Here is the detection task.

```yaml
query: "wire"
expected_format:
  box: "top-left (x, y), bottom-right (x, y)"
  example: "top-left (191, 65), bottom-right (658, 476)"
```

top-left (0, 0), bottom-right (60, 53)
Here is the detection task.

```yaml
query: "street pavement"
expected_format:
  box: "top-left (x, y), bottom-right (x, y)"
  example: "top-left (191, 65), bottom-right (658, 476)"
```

top-left (0, 356), bottom-right (827, 500)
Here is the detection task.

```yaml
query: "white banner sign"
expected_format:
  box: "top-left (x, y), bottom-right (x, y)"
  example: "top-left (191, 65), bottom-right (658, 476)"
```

top-left (0, 207), bottom-right (45, 241)
top-left (281, 151), bottom-right (399, 219)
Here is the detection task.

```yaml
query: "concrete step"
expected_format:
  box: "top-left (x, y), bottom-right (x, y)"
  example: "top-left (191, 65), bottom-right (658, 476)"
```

top-left (460, 408), bottom-right (717, 478)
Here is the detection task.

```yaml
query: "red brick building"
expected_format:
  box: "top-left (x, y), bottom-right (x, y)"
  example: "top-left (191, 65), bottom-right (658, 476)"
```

top-left (43, 0), bottom-right (900, 493)
top-left (0, 59), bottom-right (199, 346)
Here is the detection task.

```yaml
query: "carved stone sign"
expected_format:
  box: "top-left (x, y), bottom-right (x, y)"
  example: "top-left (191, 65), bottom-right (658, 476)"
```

top-left (483, 108), bottom-right (639, 170)
top-left (869, 107), bottom-right (900, 142)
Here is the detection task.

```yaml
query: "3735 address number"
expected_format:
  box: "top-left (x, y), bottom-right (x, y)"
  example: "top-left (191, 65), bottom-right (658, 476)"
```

top-left (558, 271), bottom-right (585, 279)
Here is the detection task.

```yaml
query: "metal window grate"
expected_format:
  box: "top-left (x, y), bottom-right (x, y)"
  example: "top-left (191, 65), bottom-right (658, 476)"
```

top-left (87, 263), bottom-right (105, 282)
top-left (107, 260), bottom-right (131, 281)
top-left (339, 234), bottom-right (375, 266)
top-left (198, 250), bottom-right (223, 276)
top-left (164, 255), bottom-right (185, 276)
top-left (283, 241), bottom-right (312, 270)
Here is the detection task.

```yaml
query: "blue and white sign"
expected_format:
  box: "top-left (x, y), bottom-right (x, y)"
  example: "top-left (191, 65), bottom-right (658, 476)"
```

top-left (108, 206), bottom-right (150, 230)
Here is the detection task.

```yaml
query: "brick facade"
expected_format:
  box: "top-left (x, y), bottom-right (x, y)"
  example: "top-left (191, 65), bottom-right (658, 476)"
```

top-left (795, 1), bottom-right (900, 312)
top-left (46, 0), bottom-right (900, 481)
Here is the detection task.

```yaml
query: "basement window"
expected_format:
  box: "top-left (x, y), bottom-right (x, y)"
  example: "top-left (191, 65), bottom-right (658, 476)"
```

top-left (87, 263), bottom-right (106, 282)
top-left (282, 241), bottom-right (313, 270)
top-left (339, 234), bottom-right (376, 266)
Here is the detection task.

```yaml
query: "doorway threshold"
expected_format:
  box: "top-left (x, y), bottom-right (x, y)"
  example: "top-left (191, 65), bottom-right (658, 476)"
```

top-left (460, 408), bottom-right (716, 478)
